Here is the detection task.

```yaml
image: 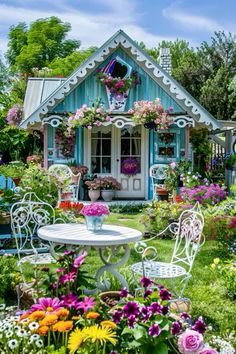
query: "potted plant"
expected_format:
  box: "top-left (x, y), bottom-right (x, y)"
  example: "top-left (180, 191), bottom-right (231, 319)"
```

top-left (100, 176), bottom-right (121, 202)
top-left (80, 202), bottom-right (110, 231)
top-left (97, 70), bottom-right (137, 98)
top-left (68, 99), bottom-right (111, 129)
top-left (128, 98), bottom-right (173, 130)
top-left (85, 178), bottom-right (101, 202)
top-left (224, 153), bottom-right (236, 170)
top-left (0, 162), bottom-right (26, 186)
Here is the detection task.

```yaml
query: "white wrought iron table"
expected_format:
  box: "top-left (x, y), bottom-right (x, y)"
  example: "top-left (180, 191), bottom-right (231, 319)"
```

top-left (38, 223), bottom-right (142, 291)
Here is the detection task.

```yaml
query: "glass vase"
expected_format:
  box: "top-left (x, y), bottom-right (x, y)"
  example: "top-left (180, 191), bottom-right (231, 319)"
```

top-left (85, 215), bottom-right (105, 231)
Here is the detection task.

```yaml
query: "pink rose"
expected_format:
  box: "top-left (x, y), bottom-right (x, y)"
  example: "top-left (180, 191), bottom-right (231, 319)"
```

top-left (178, 330), bottom-right (204, 354)
top-left (199, 348), bottom-right (218, 354)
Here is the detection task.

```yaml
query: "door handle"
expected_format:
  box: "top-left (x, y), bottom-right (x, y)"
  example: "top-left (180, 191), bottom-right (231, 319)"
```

top-left (116, 159), bottom-right (119, 162)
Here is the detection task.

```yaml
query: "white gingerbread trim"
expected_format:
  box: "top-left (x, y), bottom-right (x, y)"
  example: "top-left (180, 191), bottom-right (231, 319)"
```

top-left (20, 30), bottom-right (221, 131)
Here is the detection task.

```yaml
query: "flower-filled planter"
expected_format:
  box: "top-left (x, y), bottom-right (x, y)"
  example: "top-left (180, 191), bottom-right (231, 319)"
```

top-left (99, 176), bottom-right (121, 201)
top-left (128, 98), bottom-right (173, 130)
top-left (121, 157), bottom-right (140, 176)
top-left (80, 202), bottom-right (110, 231)
top-left (68, 99), bottom-right (111, 129)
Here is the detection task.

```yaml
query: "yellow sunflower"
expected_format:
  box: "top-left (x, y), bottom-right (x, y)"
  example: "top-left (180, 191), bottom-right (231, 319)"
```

top-left (82, 324), bottom-right (117, 346)
top-left (68, 327), bottom-right (85, 354)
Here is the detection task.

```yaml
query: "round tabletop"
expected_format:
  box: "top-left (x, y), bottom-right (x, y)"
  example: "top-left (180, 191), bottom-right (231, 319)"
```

top-left (38, 223), bottom-right (142, 246)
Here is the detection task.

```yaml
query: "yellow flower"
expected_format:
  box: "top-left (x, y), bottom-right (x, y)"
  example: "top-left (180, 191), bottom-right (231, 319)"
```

top-left (29, 310), bottom-right (46, 321)
top-left (40, 314), bottom-right (58, 326)
top-left (82, 324), bottom-right (117, 346)
top-left (38, 325), bottom-right (49, 336)
top-left (100, 320), bottom-right (117, 330)
top-left (213, 258), bottom-right (220, 265)
top-left (86, 312), bottom-right (100, 320)
top-left (53, 320), bottom-right (73, 332)
top-left (211, 263), bottom-right (216, 269)
top-left (68, 328), bottom-right (85, 354)
top-left (56, 309), bottom-right (69, 319)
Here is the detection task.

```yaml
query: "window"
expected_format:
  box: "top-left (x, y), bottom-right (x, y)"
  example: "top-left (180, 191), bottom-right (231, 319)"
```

top-left (154, 130), bottom-right (179, 162)
top-left (91, 126), bottom-right (112, 173)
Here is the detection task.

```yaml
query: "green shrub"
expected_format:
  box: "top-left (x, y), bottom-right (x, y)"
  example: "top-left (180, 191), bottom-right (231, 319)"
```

top-left (0, 255), bottom-right (21, 301)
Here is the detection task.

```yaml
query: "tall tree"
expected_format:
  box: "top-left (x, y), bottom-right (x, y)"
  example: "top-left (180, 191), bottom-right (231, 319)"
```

top-left (6, 17), bottom-right (81, 76)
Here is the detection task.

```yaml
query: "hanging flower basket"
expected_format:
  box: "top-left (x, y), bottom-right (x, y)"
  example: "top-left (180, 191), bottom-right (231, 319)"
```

top-left (128, 98), bottom-right (173, 130)
top-left (121, 157), bottom-right (140, 176)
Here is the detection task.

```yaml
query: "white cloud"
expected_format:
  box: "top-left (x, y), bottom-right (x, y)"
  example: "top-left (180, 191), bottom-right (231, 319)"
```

top-left (162, 1), bottom-right (224, 32)
top-left (0, 1), bottom-right (176, 56)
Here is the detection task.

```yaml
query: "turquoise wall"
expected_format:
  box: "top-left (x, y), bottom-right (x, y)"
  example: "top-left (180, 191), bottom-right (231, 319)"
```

top-left (54, 48), bottom-right (183, 114)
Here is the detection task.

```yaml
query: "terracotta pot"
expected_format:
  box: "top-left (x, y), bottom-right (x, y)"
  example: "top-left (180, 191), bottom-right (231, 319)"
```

top-left (156, 188), bottom-right (169, 201)
top-left (12, 177), bottom-right (21, 186)
top-left (88, 189), bottom-right (100, 202)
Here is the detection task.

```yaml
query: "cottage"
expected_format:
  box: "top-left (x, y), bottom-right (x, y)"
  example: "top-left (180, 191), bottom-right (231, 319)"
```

top-left (21, 30), bottom-right (225, 200)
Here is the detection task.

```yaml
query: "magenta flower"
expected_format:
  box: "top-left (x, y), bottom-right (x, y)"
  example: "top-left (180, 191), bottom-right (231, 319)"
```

top-left (198, 348), bottom-right (218, 354)
top-left (159, 288), bottom-right (171, 300)
top-left (144, 288), bottom-right (153, 299)
top-left (56, 267), bottom-right (65, 273)
top-left (181, 312), bottom-right (191, 320)
top-left (140, 276), bottom-right (153, 288)
top-left (148, 323), bottom-right (161, 337)
top-left (123, 301), bottom-right (140, 318)
top-left (59, 272), bottom-right (76, 285)
top-left (161, 306), bottom-right (169, 315)
top-left (178, 329), bottom-right (204, 354)
top-left (31, 297), bottom-right (63, 314)
top-left (171, 321), bottom-right (182, 335)
top-left (80, 202), bottom-right (110, 216)
top-left (112, 309), bottom-right (123, 324)
top-left (63, 250), bottom-right (75, 256)
top-left (148, 302), bottom-right (162, 314)
top-left (120, 288), bottom-right (129, 298)
top-left (192, 319), bottom-right (206, 334)
top-left (61, 292), bottom-right (79, 309)
top-left (76, 296), bottom-right (96, 312)
top-left (73, 251), bottom-right (87, 268)
top-left (127, 315), bottom-right (136, 328)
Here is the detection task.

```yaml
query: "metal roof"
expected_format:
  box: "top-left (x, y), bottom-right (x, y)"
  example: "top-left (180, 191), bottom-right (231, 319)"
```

top-left (23, 77), bottom-right (66, 120)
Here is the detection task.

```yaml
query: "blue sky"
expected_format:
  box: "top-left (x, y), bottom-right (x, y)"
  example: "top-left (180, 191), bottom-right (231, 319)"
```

top-left (0, 0), bottom-right (235, 57)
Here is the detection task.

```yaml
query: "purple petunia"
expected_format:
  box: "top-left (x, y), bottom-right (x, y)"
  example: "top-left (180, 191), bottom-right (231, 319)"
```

top-left (123, 301), bottom-right (140, 318)
top-left (171, 321), bottom-right (182, 335)
top-left (144, 289), bottom-right (153, 299)
top-left (159, 288), bottom-right (171, 300)
top-left (148, 323), bottom-right (162, 337)
top-left (120, 288), bottom-right (129, 298)
top-left (192, 319), bottom-right (206, 334)
top-left (112, 309), bottom-right (123, 324)
top-left (140, 276), bottom-right (153, 288)
top-left (148, 302), bottom-right (162, 314)
top-left (127, 315), bottom-right (136, 328)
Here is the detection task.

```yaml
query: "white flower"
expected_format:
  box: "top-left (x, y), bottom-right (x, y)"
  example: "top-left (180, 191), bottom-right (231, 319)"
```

top-left (8, 339), bottom-right (18, 349)
top-left (5, 330), bottom-right (13, 338)
top-left (28, 322), bottom-right (39, 331)
top-left (16, 328), bottom-right (28, 337)
top-left (35, 339), bottom-right (44, 348)
top-left (29, 333), bottom-right (40, 342)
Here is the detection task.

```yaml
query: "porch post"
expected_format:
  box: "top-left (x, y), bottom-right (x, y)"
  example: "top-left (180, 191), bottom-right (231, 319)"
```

top-left (185, 126), bottom-right (190, 161)
top-left (43, 125), bottom-right (48, 169)
top-left (225, 129), bottom-right (233, 190)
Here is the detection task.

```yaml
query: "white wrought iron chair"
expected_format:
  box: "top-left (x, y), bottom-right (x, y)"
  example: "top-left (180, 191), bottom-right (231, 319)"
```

top-left (150, 164), bottom-right (168, 199)
top-left (10, 192), bottom-right (62, 304)
top-left (131, 206), bottom-right (205, 300)
top-left (48, 164), bottom-right (81, 204)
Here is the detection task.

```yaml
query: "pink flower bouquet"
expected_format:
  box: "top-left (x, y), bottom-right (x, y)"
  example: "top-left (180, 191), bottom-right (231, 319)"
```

top-left (80, 202), bottom-right (110, 217)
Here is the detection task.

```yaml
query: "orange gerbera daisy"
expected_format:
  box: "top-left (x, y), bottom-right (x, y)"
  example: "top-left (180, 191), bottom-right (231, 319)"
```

top-left (40, 314), bottom-right (58, 326)
top-left (19, 313), bottom-right (30, 321)
top-left (29, 310), bottom-right (46, 321)
top-left (56, 308), bottom-right (69, 319)
top-left (86, 312), bottom-right (100, 320)
top-left (53, 320), bottom-right (73, 332)
top-left (38, 325), bottom-right (49, 336)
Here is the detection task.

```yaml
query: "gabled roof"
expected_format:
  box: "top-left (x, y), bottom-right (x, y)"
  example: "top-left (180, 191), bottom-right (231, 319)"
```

top-left (20, 29), bottom-right (222, 130)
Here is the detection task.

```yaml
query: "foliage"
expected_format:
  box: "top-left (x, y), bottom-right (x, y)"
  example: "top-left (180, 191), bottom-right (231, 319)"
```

top-left (128, 98), bottom-right (173, 130)
top-left (224, 153), bottom-right (236, 170)
top-left (190, 129), bottom-right (212, 175)
top-left (164, 161), bottom-right (191, 192)
top-left (181, 171), bottom-right (207, 189)
top-left (6, 17), bottom-right (80, 76)
top-left (0, 162), bottom-right (26, 179)
top-left (211, 257), bottom-right (236, 300)
top-left (55, 124), bottom-right (76, 158)
top-left (0, 255), bottom-right (21, 301)
top-left (68, 100), bottom-right (111, 129)
top-left (204, 214), bottom-right (236, 248)
top-left (20, 164), bottom-right (58, 206)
